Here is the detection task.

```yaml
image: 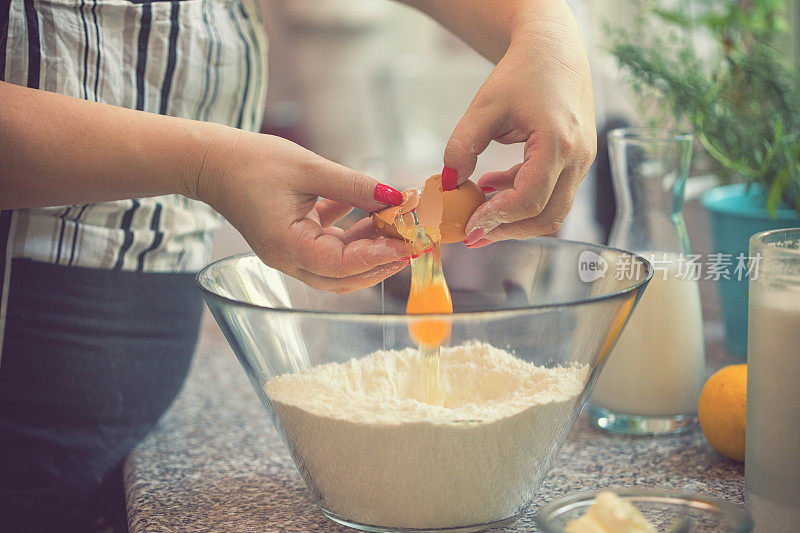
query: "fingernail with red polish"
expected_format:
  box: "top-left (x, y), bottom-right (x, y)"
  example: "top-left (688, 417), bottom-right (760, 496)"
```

top-left (480, 186), bottom-right (496, 193)
top-left (463, 229), bottom-right (485, 246)
top-left (466, 238), bottom-right (492, 249)
top-left (374, 183), bottom-right (403, 206)
top-left (442, 166), bottom-right (458, 191)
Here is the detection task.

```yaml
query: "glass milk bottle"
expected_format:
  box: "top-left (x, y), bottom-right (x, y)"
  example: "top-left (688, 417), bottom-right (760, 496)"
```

top-left (589, 128), bottom-right (705, 435)
top-left (746, 228), bottom-right (800, 532)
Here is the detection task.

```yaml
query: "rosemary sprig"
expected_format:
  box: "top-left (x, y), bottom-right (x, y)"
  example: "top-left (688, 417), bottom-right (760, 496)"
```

top-left (608, 0), bottom-right (800, 216)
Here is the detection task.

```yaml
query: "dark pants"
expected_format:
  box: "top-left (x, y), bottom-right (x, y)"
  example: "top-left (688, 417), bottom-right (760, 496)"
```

top-left (0, 259), bottom-right (203, 532)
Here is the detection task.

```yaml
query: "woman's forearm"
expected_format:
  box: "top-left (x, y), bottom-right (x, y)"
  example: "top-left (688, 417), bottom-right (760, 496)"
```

top-left (0, 81), bottom-right (236, 210)
top-left (399, 0), bottom-right (576, 63)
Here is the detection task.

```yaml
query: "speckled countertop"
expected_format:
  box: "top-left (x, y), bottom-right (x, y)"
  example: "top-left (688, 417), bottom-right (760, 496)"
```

top-left (124, 304), bottom-right (745, 532)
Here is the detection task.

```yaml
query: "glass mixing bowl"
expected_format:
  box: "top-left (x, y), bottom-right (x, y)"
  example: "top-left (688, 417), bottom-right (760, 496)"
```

top-left (197, 239), bottom-right (652, 532)
top-left (536, 489), bottom-right (753, 532)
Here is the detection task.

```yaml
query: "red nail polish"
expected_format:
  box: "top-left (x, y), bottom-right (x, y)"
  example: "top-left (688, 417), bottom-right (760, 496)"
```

top-left (374, 183), bottom-right (403, 206)
top-left (408, 247), bottom-right (433, 260)
top-left (480, 186), bottom-right (496, 193)
top-left (466, 238), bottom-right (492, 249)
top-left (463, 229), bottom-right (485, 246)
top-left (442, 166), bottom-right (458, 191)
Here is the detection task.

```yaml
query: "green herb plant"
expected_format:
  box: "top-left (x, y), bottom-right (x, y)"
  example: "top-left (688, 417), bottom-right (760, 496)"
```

top-left (609, 0), bottom-right (800, 216)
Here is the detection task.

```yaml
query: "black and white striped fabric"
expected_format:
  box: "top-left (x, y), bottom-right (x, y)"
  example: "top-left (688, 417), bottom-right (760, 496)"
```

top-left (0, 0), bottom-right (268, 273)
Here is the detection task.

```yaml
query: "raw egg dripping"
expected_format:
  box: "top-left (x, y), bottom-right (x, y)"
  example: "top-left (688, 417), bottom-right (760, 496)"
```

top-left (406, 240), bottom-right (453, 347)
top-left (372, 174), bottom-right (485, 405)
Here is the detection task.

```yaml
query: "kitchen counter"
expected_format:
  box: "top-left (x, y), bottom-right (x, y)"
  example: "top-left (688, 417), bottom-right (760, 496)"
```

top-left (124, 307), bottom-right (744, 533)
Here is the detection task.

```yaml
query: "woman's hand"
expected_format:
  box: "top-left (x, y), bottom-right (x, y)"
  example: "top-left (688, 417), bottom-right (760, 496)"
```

top-left (196, 131), bottom-right (411, 293)
top-left (0, 81), bottom-right (408, 294)
top-left (437, 0), bottom-right (597, 248)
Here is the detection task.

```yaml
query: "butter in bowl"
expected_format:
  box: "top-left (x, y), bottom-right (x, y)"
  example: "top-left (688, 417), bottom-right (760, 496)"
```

top-left (535, 489), bottom-right (752, 533)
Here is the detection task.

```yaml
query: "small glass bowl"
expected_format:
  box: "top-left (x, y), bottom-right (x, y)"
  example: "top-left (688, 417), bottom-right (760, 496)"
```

top-left (536, 489), bottom-right (752, 533)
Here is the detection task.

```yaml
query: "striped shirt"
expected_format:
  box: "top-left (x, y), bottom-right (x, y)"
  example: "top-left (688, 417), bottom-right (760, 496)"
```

top-left (1, 0), bottom-right (268, 272)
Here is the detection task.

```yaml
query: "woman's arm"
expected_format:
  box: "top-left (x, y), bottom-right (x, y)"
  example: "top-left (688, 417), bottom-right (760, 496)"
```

top-left (1, 80), bottom-right (219, 208)
top-left (399, 0), bottom-right (597, 245)
top-left (0, 81), bottom-right (409, 292)
top-left (400, 0), bottom-right (544, 63)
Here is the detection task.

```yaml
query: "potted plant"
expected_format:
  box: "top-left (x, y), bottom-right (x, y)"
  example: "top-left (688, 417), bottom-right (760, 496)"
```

top-left (607, 0), bottom-right (800, 355)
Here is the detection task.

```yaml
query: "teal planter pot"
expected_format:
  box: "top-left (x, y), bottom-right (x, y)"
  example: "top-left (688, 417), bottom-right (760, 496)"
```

top-left (702, 183), bottom-right (799, 356)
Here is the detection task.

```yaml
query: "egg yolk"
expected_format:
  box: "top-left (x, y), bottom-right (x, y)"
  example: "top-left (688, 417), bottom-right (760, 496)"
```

top-left (406, 267), bottom-right (453, 347)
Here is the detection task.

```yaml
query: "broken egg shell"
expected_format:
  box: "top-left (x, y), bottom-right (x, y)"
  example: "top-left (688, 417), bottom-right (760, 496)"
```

top-left (399, 188), bottom-right (420, 214)
top-left (372, 210), bottom-right (415, 240)
top-left (371, 176), bottom-right (486, 244)
top-left (374, 205), bottom-right (402, 225)
top-left (440, 178), bottom-right (486, 243)
top-left (373, 188), bottom-right (418, 227)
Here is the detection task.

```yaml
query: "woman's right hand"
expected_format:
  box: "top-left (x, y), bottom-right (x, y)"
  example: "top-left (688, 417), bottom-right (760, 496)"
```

top-left (193, 130), bottom-right (411, 294)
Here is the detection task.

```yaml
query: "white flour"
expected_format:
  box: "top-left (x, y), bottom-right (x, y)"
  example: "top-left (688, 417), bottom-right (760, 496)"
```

top-left (265, 342), bottom-right (588, 529)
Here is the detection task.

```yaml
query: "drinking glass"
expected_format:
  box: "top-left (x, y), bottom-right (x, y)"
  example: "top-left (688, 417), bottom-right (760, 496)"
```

top-left (746, 228), bottom-right (800, 531)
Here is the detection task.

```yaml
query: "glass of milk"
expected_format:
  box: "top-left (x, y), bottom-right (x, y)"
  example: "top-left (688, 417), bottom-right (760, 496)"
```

top-left (589, 128), bottom-right (706, 435)
top-left (746, 228), bottom-right (800, 532)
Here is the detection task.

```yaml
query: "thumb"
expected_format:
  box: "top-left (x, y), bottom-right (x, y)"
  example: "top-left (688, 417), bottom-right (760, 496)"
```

top-left (443, 97), bottom-right (500, 191)
top-left (295, 156), bottom-right (403, 212)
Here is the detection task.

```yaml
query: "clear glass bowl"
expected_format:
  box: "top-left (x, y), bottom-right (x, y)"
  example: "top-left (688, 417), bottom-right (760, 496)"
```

top-left (197, 239), bottom-right (652, 532)
top-left (536, 489), bottom-right (752, 532)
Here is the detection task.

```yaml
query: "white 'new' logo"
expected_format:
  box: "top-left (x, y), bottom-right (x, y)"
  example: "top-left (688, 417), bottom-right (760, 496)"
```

top-left (578, 250), bottom-right (608, 282)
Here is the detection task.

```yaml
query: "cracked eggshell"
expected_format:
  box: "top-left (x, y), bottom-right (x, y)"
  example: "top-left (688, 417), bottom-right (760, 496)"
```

top-left (423, 175), bottom-right (486, 243)
top-left (371, 175), bottom-right (485, 244)
top-left (372, 189), bottom-right (419, 240)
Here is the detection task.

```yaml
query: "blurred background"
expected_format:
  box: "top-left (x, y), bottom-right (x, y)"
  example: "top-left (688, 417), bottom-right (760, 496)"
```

top-left (212, 0), bottom-right (800, 259)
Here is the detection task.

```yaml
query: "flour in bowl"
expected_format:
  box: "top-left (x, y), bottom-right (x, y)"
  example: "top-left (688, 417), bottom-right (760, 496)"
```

top-left (265, 342), bottom-right (588, 530)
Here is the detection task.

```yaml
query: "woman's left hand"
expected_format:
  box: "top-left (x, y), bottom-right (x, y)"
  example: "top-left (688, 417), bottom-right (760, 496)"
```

top-left (441, 4), bottom-right (597, 248)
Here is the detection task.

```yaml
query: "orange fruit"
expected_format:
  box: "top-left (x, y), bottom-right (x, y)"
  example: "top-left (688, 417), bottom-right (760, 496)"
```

top-left (698, 364), bottom-right (747, 462)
